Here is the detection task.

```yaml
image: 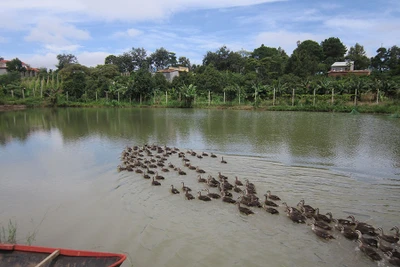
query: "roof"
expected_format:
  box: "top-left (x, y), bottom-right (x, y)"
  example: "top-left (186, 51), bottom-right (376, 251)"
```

top-left (331, 61), bottom-right (354, 67)
top-left (0, 59), bottom-right (39, 72)
top-left (157, 69), bottom-right (179, 73)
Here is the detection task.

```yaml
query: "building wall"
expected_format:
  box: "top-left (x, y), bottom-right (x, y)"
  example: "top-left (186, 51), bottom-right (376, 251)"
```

top-left (0, 69), bottom-right (7, 75)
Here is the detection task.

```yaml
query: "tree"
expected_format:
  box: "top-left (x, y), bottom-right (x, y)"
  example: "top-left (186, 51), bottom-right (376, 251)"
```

top-left (286, 40), bottom-right (324, 77)
top-left (0, 56), bottom-right (4, 61)
top-left (178, 56), bottom-right (191, 69)
top-left (371, 47), bottom-right (388, 72)
top-left (345, 43), bottom-right (370, 70)
top-left (150, 47), bottom-right (171, 70)
top-left (320, 37), bottom-right (347, 70)
top-left (6, 58), bottom-right (26, 73)
top-left (59, 64), bottom-right (90, 99)
top-left (105, 55), bottom-right (118, 65)
top-left (56, 54), bottom-right (78, 71)
top-left (130, 47), bottom-right (148, 70)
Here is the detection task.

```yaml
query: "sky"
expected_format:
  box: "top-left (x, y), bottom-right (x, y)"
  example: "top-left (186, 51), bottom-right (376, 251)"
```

top-left (0, 0), bottom-right (399, 70)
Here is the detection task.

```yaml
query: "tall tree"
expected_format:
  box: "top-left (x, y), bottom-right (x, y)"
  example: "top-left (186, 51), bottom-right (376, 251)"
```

top-left (130, 47), bottom-right (148, 70)
top-left (150, 47), bottom-right (172, 70)
top-left (371, 47), bottom-right (388, 72)
top-left (345, 43), bottom-right (370, 70)
top-left (56, 54), bottom-right (78, 71)
top-left (6, 58), bottom-right (26, 73)
top-left (286, 40), bottom-right (324, 77)
top-left (178, 56), bottom-right (191, 69)
top-left (320, 37), bottom-right (347, 70)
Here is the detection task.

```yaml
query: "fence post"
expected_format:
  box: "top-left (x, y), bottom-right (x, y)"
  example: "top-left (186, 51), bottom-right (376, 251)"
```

top-left (331, 88), bottom-right (334, 104)
top-left (354, 89), bottom-right (357, 106)
top-left (376, 89), bottom-right (379, 104)
top-left (208, 91), bottom-right (211, 106)
top-left (313, 88), bottom-right (316, 106)
top-left (22, 88), bottom-right (25, 99)
top-left (11, 90), bottom-right (14, 98)
top-left (165, 91), bottom-right (168, 105)
top-left (273, 88), bottom-right (276, 106)
top-left (292, 89), bottom-right (295, 106)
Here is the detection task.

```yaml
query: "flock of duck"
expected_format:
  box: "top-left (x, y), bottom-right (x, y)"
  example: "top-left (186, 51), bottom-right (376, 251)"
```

top-left (118, 144), bottom-right (400, 266)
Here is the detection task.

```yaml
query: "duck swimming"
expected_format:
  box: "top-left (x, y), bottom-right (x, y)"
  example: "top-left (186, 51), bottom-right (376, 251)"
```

top-left (357, 240), bottom-right (382, 262)
top-left (266, 190), bottom-right (281, 201)
top-left (181, 182), bottom-right (192, 192)
top-left (376, 227), bottom-right (399, 244)
top-left (185, 189), bottom-right (195, 200)
top-left (170, 185), bottom-right (180, 194)
top-left (197, 191), bottom-right (212, 201)
top-left (311, 223), bottom-right (335, 240)
top-left (236, 201), bottom-right (254, 215)
top-left (151, 177), bottom-right (161, 186)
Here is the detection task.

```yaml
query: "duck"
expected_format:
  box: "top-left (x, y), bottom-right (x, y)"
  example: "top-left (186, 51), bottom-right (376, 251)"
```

top-left (202, 152), bottom-right (209, 157)
top-left (236, 201), bottom-right (254, 215)
top-left (313, 209), bottom-right (332, 223)
top-left (355, 230), bottom-right (378, 247)
top-left (196, 166), bottom-right (206, 173)
top-left (146, 167), bottom-right (155, 175)
top-left (177, 168), bottom-right (187, 175)
top-left (188, 164), bottom-right (196, 170)
top-left (181, 182), bottom-right (192, 192)
top-left (197, 154), bottom-right (203, 159)
top-left (210, 153), bottom-right (217, 158)
top-left (348, 216), bottom-right (377, 236)
top-left (235, 176), bottom-right (243, 186)
top-left (135, 168), bottom-right (143, 174)
top-left (117, 165), bottom-right (126, 172)
top-left (391, 226), bottom-right (400, 238)
top-left (297, 199), bottom-right (314, 213)
top-left (310, 223), bottom-right (335, 240)
top-left (287, 207), bottom-right (306, 223)
top-left (161, 167), bottom-right (169, 172)
top-left (282, 202), bottom-right (301, 215)
top-left (385, 251), bottom-right (400, 267)
top-left (262, 204), bottom-right (279, 215)
top-left (221, 191), bottom-right (236, 204)
top-left (263, 195), bottom-right (278, 207)
top-left (197, 175), bottom-right (207, 183)
top-left (233, 184), bottom-right (243, 193)
top-left (155, 172), bottom-right (165, 180)
top-left (377, 236), bottom-right (395, 253)
top-left (197, 191), bottom-right (211, 201)
top-left (170, 185), bottom-right (180, 194)
top-left (338, 225), bottom-right (358, 240)
top-left (218, 172), bottom-right (228, 181)
top-left (221, 157), bottom-right (227, 164)
top-left (168, 162), bottom-right (175, 169)
top-left (219, 186), bottom-right (233, 197)
top-left (311, 218), bottom-right (332, 231)
top-left (376, 227), bottom-right (399, 244)
top-left (142, 173), bottom-right (151, 179)
top-left (151, 177), bottom-right (161, 186)
top-left (204, 189), bottom-right (221, 199)
top-left (357, 240), bottom-right (382, 262)
top-left (185, 189), bottom-right (195, 200)
top-left (266, 190), bottom-right (281, 201)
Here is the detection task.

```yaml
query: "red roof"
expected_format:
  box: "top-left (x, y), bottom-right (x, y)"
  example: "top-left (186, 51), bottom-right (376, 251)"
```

top-left (0, 59), bottom-right (39, 72)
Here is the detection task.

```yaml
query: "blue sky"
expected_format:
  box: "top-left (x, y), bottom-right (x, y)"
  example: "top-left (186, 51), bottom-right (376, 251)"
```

top-left (0, 0), bottom-right (399, 69)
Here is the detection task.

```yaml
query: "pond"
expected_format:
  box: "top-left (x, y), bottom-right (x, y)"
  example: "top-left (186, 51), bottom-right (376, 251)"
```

top-left (0, 108), bottom-right (399, 266)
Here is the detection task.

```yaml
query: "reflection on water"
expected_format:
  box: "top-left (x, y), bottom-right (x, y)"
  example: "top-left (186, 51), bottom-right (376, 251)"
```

top-left (0, 108), bottom-right (399, 267)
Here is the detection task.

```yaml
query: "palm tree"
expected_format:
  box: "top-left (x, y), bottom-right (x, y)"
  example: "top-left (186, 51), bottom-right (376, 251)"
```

top-left (179, 84), bottom-right (197, 107)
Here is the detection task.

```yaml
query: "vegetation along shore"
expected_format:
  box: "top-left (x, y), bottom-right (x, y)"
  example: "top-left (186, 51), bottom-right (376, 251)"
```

top-left (1, 38), bottom-right (399, 114)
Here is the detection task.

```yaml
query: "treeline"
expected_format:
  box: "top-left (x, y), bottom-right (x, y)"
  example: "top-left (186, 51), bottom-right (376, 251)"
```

top-left (0, 38), bottom-right (399, 109)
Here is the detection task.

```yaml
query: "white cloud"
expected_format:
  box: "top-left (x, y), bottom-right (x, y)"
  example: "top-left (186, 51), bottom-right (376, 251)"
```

top-left (112, 28), bottom-right (143, 39)
top-left (0, 37), bottom-right (8, 43)
top-left (44, 44), bottom-right (82, 52)
top-left (18, 51), bottom-right (110, 70)
top-left (25, 18), bottom-right (90, 46)
top-left (0, 0), bottom-right (284, 22)
top-left (255, 31), bottom-right (325, 55)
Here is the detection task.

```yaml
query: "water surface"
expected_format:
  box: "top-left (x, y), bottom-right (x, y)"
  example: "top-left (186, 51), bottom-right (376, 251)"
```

top-left (0, 108), bottom-right (399, 266)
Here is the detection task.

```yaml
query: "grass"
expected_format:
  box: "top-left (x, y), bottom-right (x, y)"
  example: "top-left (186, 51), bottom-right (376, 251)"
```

top-left (0, 220), bottom-right (17, 244)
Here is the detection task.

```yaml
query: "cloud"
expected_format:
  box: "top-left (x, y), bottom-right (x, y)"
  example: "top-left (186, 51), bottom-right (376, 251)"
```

top-left (44, 44), bottom-right (82, 52)
top-left (19, 51), bottom-right (111, 69)
top-left (0, 37), bottom-right (8, 43)
top-left (25, 18), bottom-right (91, 46)
top-left (112, 28), bottom-right (143, 39)
top-left (0, 0), bottom-right (284, 22)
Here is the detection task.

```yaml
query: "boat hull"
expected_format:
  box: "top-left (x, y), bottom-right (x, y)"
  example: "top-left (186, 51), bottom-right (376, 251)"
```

top-left (0, 244), bottom-right (126, 267)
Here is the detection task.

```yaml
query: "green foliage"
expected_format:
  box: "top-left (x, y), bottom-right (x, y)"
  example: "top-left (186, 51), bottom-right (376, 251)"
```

top-left (346, 43), bottom-right (370, 70)
top-left (321, 37), bottom-right (347, 69)
top-left (286, 40), bottom-right (324, 77)
top-left (56, 54), bottom-right (78, 71)
top-left (6, 58), bottom-right (26, 73)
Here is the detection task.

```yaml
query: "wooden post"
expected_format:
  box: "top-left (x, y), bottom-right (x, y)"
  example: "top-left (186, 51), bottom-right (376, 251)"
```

top-left (331, 88), bottom-right (334, 104)
top-left (208, 90), bottom-right (211, 106)
top-left (35, 250), bottom-right (60, 267)
top-left (106, 91), bottom-right (108, 101)
top-left (254, 88), bottom-right (257, 103)
top-left (118, 91), bottom-right (120, 102)
top-left (165, 91), bottom-right (168, 105)
top-left (140, 94), bottom-right (142, 105)
top-left (376, 89), bottom-right (379, 104)
top-left (194, 95), bottom-right (196, 104)
top-left (292, 88), bottom-right (295, 106)
top-left (273, 87), bottom-right (276, 106)
top-left (223, 91), bottom-right (226, 103)
top-left (11, 90), bottom-right (14, 98)
top-left (238, 89), bottom-right (241, 105)
top-left (154, 91), bottom-right (156, 104)
top-left (22, 88), bottom-right (25, 99)
top-left (96, 91), bottom-right (98, 101)
top-left (66, 91), bottom-right (68, 102)
top-left (354, 89), bottom-right (357, 106)
top-left (33, 87), bottom-right (35, 97)
top-left (41, 78), bottom-right (44, 98)
top-left (313, 88), bottom-right (316, 106)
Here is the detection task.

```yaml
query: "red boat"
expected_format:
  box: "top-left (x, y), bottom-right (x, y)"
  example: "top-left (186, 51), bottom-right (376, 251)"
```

top-left (0, 243), bottom-right (126, 267)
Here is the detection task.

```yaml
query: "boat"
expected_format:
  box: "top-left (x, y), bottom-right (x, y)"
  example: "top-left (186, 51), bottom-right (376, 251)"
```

top-left (0, 243), bottom-right (126, 267)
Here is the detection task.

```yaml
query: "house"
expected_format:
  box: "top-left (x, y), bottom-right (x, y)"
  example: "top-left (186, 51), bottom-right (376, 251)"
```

top-left (156, 66), bottom-right (189, 82)
top-left (0, 59), bottom-right (39, 77)
top-left (328, 61), bottom-right (370, 77)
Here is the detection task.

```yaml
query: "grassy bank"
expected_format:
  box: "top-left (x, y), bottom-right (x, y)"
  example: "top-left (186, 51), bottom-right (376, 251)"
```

top-left (1, 96), bottom-right (399, 115)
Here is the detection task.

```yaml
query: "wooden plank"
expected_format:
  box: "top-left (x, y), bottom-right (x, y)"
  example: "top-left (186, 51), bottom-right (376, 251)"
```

top-left (35, 250), bottom-right (60, 267)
